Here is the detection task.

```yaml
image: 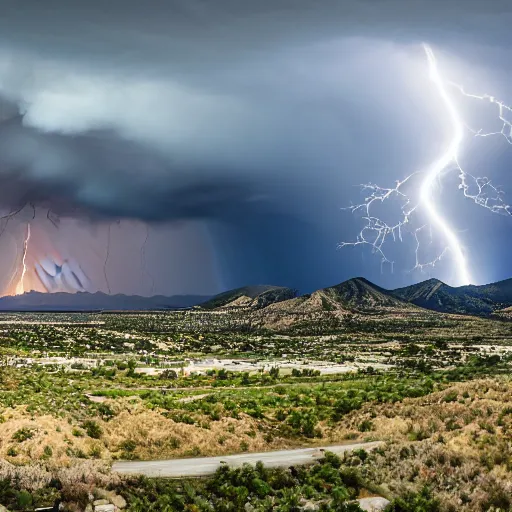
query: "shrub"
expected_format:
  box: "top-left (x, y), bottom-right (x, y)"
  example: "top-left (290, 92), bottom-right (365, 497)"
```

top-left (169, 437), bottom-right (181, 449)
top-left (269, 366), bottom-right (279, 378)
top-left (161, 369), bottom-right (178, 380)
top-left (323, 451), bottom-right (342, 468)
top-left (89, 445), bottom-right (102, 458)
top-left (82, 420), bottom-right (102, 439)
top-left (443, 391), bottom-right (458, 403)
top-left (17, 490), bottom-right (33, 509)
top-left (287, 410), bottom-right (320, 438)
top-left (387, 486), bottom-right (441, 512)
top-left (72, 428), bottom-right (84, 437)
top-left (97, 403), bottom-right (115, 420)
top-left (276, 409), bottom-right (287, 421)
top-left (358, 419), bottom-right (374, 432)
top-left (352, 449), bottom-right (368, 462)
top-left (12, 428), bottom-right (35, 442)
top-left (119, 439), bottom-right (137, 453)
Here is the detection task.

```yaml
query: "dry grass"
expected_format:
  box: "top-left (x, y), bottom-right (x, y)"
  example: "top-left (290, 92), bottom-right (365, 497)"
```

top-left (326, 378), bottom-right (512, 511)
top-left (4, 375), bottom-right (512, 510)
top-left (102, 398), bottom-right (292, 459)
top-left (0, 408), bottom-right (99, 465)
top-left (0, 397), bottom-right (294, 466)
top-left (0, 457), bottom-right (118, 503)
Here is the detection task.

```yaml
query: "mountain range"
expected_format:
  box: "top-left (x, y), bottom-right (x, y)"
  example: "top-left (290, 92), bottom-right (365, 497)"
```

top-left (3, 276), bottom-right (512, 316)
top-left (0, 291), bottom-right (211, 311)
top-left (391, 278), bottom-right (512, 316)
top-left (201, 277), bottom-right (512, 318)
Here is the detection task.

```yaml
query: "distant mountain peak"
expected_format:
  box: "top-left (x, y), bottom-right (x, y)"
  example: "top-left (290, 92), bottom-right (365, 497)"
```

top-left (391, 276), bottom-right (512, 316)
top-left (317, 277), bottom-right (415, 313)
top-left (422, 278), bottom-right (445, 285)
top-left (199, 285), bottom-right (297, 310)
top-left (340, 277), bottom-right (377, 287)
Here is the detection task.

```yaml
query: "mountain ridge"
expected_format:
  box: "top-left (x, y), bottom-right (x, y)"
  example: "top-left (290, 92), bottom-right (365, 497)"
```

top-left (206, 276), bottom-right (512, 318)
top-left (392, 278), bottom-right (512, 316)
top-left (0, 291), bottom-right (211, 311)
top-left (4, 275), bottom-right (512, 316)
top-left (322, 277), bottom-right (416, 312)
top-left (199, 285), bottom-right (297, 310)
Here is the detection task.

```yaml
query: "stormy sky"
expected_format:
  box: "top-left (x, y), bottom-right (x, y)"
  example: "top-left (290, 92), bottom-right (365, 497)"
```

top-left (0, 0), bottom-right (512, 295)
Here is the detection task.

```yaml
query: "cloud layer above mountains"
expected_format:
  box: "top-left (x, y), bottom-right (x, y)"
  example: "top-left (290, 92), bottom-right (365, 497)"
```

top-left (0, 0), bottom-right (511, 291)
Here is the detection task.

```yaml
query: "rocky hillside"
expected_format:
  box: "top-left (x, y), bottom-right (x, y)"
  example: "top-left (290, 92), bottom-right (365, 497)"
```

top-left (199, 276), bottom-right (512, 319)
top-left (321, 277), bottom-right (417, 313)
top-left (392, 278), bottom-right (512, 316)
top-left (199, 285), bottom-right (297, 310)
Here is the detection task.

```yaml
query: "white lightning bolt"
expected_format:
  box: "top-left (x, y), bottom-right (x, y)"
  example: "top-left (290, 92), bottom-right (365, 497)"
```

top-left (421, 44), bottom-right (471, 285)
top-left (15, 223), bottom-right (31, 295)
top-left (342, 44), bottom-right (512, 286)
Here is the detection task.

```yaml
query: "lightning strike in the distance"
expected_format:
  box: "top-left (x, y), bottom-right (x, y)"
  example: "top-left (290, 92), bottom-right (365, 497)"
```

top-left (421, 44), bottom-right (471, 285)
top-left (15, 223), bottom-right (31, 295)
top-left (342, 44), bottom-right (512, 286)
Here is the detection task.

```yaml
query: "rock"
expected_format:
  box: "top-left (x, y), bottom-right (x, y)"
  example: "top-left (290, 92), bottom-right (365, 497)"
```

top-left (109, 494), bottom-right (127, 509)
top-left (93, 500), bottom-right (109, 507)
top-left (299, 499), bottom-right (319, 511)
top-left (94, 505), bottom-right (115, 512)
top-left (94, 489), bottom-right (109, 500)
top-left (94, 488), bottom-right (126, 509)
top-left (86, 505), bottom-right (93, 512)
top-left (0, 505), bottom-right (9, 512)
top-left (357, 497), bottom-right (391, 512)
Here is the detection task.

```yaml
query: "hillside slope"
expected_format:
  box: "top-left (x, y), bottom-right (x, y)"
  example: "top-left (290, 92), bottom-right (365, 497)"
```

top-left (199, 285), bottom-right (297, 310)
top-left (321, 277), bottom-right (416, 313)
top-left (392, 278), bottom-right (512, 316)
top-left (199, 276), bottom-right (512, 320)
top-left (257, 277), bottom-right (420, 328)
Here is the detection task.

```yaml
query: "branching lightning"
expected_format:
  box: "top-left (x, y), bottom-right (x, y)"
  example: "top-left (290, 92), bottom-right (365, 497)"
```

top-left (341, 44), bottom-right (512, 286)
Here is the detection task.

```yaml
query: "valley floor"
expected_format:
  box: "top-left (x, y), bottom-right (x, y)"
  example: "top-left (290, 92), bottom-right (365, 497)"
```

top-left (0, 310), bottom-right (512, 510)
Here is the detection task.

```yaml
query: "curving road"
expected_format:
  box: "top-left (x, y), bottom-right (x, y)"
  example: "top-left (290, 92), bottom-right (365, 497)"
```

top-left (113, 441), bottom-right (383, 478)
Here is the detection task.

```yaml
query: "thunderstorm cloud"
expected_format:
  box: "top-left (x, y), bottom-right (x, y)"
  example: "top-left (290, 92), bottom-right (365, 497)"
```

top-left (0, 0), bottom-right (511, 292)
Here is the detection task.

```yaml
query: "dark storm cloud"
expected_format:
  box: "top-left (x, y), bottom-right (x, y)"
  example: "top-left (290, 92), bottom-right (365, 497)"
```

top-left (0, 0), bottom-right (510, 221)
top-left (0, 0), bottom-right (511, 290)
top-left (0, 104), bottom-right (261, 221)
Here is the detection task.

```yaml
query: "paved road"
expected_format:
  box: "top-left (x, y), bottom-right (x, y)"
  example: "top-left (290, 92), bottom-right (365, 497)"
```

top-left (113, 441), bottom-right (383, 478)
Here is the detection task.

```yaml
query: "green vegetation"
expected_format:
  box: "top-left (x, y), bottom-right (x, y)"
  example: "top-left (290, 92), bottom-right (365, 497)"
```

top-left (0, 452), bottom-right (370, 511)
top-left (122, 453), bottom-right (368, 511)
top-left (12, 427), bottom-right (35, 442)
top-left (0, 305), bottom-right (511, 510)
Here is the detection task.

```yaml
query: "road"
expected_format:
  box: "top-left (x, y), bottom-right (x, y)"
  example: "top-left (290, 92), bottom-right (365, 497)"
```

top-left (112, 441), bottom-right (383, 478)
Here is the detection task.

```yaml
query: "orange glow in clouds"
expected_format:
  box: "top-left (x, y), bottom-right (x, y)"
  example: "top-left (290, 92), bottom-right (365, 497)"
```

top-left (4, 221), bottom-right (83, 296)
